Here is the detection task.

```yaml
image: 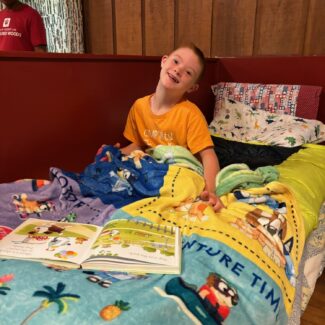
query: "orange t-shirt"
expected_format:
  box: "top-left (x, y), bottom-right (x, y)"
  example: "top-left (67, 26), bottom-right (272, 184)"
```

top-left (123, 95), bottom-right (213, 154)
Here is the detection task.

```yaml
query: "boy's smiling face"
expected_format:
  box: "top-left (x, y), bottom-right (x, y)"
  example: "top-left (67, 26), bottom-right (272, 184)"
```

top-left (160, 47), bottom-right (202, 94)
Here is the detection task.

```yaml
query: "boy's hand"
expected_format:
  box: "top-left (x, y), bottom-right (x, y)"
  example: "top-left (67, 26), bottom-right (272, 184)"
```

top-left (115, 142), bottom-right (142, 156)
top-left (200, 190), bottom-right (224, 212)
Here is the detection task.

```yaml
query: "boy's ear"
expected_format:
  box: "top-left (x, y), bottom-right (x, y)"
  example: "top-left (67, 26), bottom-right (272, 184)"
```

top-left (161, 55), bottom-right (168, 67)
top-left (187, 83), bottom-right (199, 94)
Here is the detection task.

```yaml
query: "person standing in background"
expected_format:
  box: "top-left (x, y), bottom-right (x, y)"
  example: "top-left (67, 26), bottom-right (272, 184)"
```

top-left (0, 0), bottom-right (47, 52)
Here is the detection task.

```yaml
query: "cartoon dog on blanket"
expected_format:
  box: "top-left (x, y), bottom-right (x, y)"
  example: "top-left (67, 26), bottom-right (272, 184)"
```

top-left (171, 197), bottom-right (210, 222)
top-left (162, 273), bottom-right (239, 324)
top-left (230, 207), bottom-right (296, 285)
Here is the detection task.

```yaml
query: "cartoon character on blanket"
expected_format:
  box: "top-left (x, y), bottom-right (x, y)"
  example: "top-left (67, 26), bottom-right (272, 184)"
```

top-left (0, 144), bottom-right (305, 324)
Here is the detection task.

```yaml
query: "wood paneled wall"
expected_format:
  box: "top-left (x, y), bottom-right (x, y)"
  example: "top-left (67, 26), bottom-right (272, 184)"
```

top-left (82, 0), bottom-right (325, 57)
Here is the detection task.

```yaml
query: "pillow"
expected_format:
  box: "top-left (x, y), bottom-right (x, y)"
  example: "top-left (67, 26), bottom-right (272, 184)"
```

top-left (276, 144), bottom-right (325, 237)
top-left (209, 99), bottom-right (325, 147)
top-left (212, 135), bottom-right (302, 169)
top-left (212, 82), bottom-right (322, 119)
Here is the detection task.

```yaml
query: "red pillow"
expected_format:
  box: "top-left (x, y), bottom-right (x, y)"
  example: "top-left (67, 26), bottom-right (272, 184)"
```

top-left (297, 85), bottom-right (322, 119)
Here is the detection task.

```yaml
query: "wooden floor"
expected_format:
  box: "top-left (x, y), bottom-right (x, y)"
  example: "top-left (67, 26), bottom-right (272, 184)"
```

top-left (301, 271), bottom-right (325, 325)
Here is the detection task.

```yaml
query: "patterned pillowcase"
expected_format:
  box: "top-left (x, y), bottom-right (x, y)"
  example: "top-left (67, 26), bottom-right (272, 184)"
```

top-left (209, 99), bottom-right (325, 147)
top-left (212, 82), bottom-right (322, 119)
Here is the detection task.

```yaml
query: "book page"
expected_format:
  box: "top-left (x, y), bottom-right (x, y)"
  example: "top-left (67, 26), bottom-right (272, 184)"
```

top-left (0, 218), bottom-right (102, 265)
top-left (85, 219), bottom-right (180, 267)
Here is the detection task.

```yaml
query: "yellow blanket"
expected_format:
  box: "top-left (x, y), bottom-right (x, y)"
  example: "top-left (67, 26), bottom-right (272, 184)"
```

top-left (122, 165), bottom-right (305, 315)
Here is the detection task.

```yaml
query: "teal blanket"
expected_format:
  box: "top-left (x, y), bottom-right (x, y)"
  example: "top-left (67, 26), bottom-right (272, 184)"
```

top-left (0, 146), bottom-right (305, 325)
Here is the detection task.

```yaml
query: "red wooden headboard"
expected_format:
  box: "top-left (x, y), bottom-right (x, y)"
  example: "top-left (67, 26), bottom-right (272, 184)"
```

top-left (0, 52), bottom-right (217, 182)
top-left (1, 52), bottom-right (324, 183)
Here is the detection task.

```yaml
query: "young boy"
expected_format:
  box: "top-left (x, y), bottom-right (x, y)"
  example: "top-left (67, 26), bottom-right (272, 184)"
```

top-left (118, 43), bottom-right (223, 211)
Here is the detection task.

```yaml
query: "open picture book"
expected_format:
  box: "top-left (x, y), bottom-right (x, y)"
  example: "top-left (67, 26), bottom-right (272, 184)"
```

top-left (0, 218), bottom-right (182, 274)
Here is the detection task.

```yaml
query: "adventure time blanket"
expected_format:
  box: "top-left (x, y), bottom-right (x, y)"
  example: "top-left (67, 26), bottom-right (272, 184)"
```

top-left (0, 145), bottom-right (305, 325)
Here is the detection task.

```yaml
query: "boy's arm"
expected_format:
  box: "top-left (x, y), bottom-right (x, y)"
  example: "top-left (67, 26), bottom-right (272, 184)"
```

top-left (198, 147), bottom-right (224, 212)
top-left (34, 45), bottom-right (47, 52)
top-left (114, 142), bottom-right (143, 155)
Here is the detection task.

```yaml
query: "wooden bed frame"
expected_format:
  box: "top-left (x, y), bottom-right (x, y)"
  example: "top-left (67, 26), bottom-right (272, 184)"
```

top-left (1, 52), bottom-right (324, 183)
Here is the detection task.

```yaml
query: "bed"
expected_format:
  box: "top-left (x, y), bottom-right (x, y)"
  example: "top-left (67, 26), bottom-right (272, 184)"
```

top-left (0, 52), bottom-right (324, 325)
